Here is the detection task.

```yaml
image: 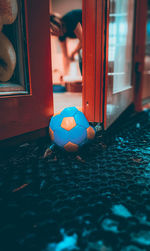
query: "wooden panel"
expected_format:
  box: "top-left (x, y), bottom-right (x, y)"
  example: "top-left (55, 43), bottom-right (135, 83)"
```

top-left (103, 0), bottom-right (110, 128)
top-left (0, 0), bottom-right (53, 140)
top-left (0, 128), bottom-right (48, 148)
top-left (82, 0), bottom-right (96, 121)
top-left (94, 1), bottom-right (105, 122)
top-left (95, 0), bottom-right (107, 122)
top-left (132, 0), bottom-right (147, 111)
top-left (82, 0), bottom-right (107, 122)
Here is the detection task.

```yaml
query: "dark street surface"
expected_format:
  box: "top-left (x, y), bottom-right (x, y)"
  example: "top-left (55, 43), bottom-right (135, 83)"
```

top-left (0, 109), bottom-right (150, 251)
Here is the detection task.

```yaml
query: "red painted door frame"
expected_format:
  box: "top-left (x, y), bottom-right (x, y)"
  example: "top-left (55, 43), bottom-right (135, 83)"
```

top-left (102, 0), bottom-right (109, 129)
top-left (83, 0), bottom-right (148, 127)
top-left (132, 0), bottom-right (147, 111)
top-left (0, 0), bottom-right (53, 141)
top-left (82, 0), bottom-right (107, 123)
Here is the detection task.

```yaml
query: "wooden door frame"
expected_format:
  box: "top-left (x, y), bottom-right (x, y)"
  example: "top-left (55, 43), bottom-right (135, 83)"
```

top-left (0, 0), bottom-right (53, 141)
top-left (83, 0), bottom-right (148, 128)
top-left (82, 0), bottom-right (107, 123)
top-left (132, 0), bottom-right (148, 111)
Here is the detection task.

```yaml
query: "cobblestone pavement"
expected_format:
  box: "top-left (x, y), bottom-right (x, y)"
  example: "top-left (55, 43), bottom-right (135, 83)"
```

top-left (0, 110), bottom-right (150, 251)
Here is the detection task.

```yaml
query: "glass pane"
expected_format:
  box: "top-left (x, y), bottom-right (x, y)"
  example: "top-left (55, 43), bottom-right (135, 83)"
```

top-left (106, 0), bottom-right (135, 128)
top-left (0, 0), bottom-right (29, 94)
top-left (108, 0), bottom-right (135, 93)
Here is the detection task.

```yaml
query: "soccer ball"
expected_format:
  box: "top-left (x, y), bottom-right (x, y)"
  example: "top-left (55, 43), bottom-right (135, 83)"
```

top-left (49, 106), bottom-right (96, 152)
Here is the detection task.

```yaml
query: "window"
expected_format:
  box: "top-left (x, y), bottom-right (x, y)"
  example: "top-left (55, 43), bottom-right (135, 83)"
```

top-left (0, 0), bottom-right (29, 95)
top-left (108, 0), bottom-right (135, 93)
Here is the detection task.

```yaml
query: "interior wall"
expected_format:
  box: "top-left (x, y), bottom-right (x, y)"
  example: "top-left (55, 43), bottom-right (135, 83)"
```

top-left (50, 0), bottom-right (82, 84)
top-left (51, 0), bottom-right (82, 16)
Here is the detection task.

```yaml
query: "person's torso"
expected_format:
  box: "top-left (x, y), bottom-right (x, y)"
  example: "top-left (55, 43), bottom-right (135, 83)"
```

top-left (59, 9), bottom-right (82, 41)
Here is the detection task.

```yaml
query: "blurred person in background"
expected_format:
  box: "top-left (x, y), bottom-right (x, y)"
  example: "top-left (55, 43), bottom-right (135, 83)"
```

top-left (50, 9), bottom-right (82, 75)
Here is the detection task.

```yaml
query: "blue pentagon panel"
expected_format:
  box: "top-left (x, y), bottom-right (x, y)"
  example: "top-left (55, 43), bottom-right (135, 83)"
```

top-left (61, 107), bottom-right (78, 117)
top-left (80, 138), bottom-right (88, 147)
top-left (50, 114), bottom-right (63, 131)
top-left (74, 111), bottom-right (89, 129)
top-left (54, 127), bottom-right (70, 147)
top-left (68, 125), bottom-right (87, 145)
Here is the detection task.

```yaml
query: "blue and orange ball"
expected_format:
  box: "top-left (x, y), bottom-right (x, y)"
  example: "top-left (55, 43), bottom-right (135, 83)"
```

top-left (49, 106), bottom-right (96, 152)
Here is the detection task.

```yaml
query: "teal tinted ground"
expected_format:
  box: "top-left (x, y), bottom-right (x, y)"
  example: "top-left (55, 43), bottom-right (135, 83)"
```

top-left (0, 109), bottom-right (150, 251)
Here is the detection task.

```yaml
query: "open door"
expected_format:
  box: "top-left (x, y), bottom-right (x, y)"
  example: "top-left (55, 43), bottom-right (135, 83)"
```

top-left (103, 0), bottom-right (148, 128)
top-left (0, 0), bottom-right (106, 142)
top-left (104, 0), bottom-right (136, 128)
top-left (83, 0), bottom-right (147, 129)
top-left (1, 0), bottom-right (143, 142)
top-left (0, 0), bottom-right (53, 141)
top-left (49, 0), bottom-right (106, 123)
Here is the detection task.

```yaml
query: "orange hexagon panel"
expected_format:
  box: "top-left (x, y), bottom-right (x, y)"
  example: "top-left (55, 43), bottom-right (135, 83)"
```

top-left (64, 142), bottom-right (79, 152)
top-left (87, 126), bottom-right (95, 140)
top-left (49, 128), bottom-right (54, 141)
top-left (61, 117), bottom-right (76, 131)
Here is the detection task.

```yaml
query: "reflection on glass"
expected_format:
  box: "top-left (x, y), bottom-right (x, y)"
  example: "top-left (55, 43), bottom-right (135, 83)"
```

top-left (108, 0), bottom-right (135, 93)
top-left (0, 0), bottom-right (29, 91)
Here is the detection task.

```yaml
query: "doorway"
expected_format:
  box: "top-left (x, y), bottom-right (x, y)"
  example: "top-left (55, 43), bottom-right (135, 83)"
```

top-left (49, 0), bottom-right (82, 113)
